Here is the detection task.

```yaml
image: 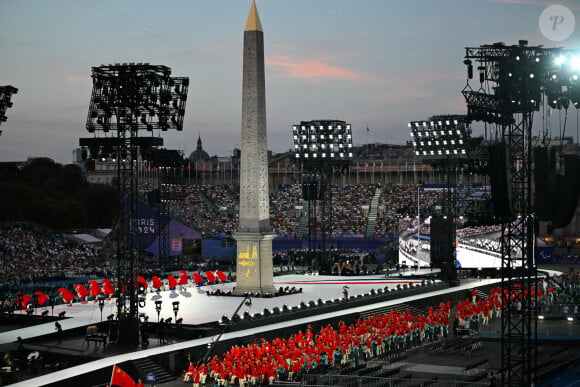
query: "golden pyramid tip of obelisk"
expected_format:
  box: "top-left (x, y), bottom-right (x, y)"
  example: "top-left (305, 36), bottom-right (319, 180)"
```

top-left (244, 0), bottom-right (263, 32)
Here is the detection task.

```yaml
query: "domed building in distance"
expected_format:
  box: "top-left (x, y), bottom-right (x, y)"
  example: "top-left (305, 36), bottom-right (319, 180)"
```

top-left (188, 134), bottom-right (211, 168)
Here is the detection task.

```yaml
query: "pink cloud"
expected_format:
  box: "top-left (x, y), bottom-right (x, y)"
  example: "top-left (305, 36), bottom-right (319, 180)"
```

top-left (266, 55), bottom-right (369, 82)
top-left (66, 74), bottom-right (86, 83)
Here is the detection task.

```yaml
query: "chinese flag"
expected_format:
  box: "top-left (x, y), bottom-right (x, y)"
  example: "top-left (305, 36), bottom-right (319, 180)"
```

top-left (205, 271), bottom-right (216, 283)
top-left (20, 294), bottom-right (34, 308)
top-left (74, 284), bottom-right (90, 299)
top-left (58, 288), bottom-right (75, 304)
top-left (216, 270), bottom-right (227, 282)
top-left (102, 279), bottom-right (115, 296)
top-left (89, 280), bottom-right (102, 298)
top-left (177, 270), bottom-right (188, 285)
top-left (137, 276), bottom-right (149, 289)
top-left (35, 291), bottom-right (49, 306)
top-left (110, 364), bottom-right (135, 387)
top-left (193, 273), bottom-right (203, 285)
top-left (152, 276), bottom-right (163, 290)
top-left (168, 275), bottom-right (178, 289)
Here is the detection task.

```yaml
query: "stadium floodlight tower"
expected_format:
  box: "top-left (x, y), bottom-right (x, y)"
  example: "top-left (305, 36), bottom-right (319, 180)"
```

top-left (292, 120), bottom-right (353, 274)
top-left (81, 63), bottom-right (188, 345)
top-left (409, 115), bottom-right (471, 282)
top-left (0, 85), bottom-right (18, 136)
top-left (461, 40), bottom-right (577, 386)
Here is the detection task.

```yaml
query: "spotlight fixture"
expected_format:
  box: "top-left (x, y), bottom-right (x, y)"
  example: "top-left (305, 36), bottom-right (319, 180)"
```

top-left (292, 120), bottom-right (353, 162)
top-left (409, 115), bottom-right (470, 157)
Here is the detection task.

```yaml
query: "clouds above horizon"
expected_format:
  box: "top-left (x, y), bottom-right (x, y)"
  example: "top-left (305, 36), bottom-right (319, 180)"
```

top-left (266, 55), bottom-right (369, 82)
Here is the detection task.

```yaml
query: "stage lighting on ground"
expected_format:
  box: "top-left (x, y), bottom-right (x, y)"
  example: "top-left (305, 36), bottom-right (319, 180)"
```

top-left (41, 310), bottom-right (49, 318)
top-left (282, 304), bottom-right (290, 313)
top-left (243, 311), bottom-right (252, 320)
top-left (567, 316), bottom-right (574, 322)
top-left (308, 300), bottom-right (316, 308)
top-left (272, 307), bottom-right (281, 315)
top-left (263, 308), bottom-right (271, 316)
top-left (538, 315), bottom-right (545, 320)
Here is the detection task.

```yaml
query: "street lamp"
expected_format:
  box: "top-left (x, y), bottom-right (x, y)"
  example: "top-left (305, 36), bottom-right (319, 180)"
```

top-left (155, 300), bottom-right (162, 323)
top-left (98, 296), bottom-right (105, 322)
top-left (172, 301), bottom-right (180, 323)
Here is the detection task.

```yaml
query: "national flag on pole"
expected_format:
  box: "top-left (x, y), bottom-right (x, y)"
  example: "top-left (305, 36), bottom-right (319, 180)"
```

top-left (102, 279), bottom-right (115, 297)
top-left (205, 271), bottom-right (216, 283)
top-left (138, 276), bottom-right (149, 289)
top-left (193, 272), bottom-right (203, 285)
top-left (58, 288), bottom-right (75, 304)
top-left (20, 294), bottom-right (34, 308)
top-left (152, 276), bottom-right (163, 290)
top-left (110, 364), bottom-right (135, 387)
top-left (168, 275), bottom-right (178, 289)
top-left (35, 291), bottom-right (49, 306)
top-left (89, 280), bottom-right (102, 298)
top-left (178, 270), bottom-right (188, 285)
top-left (74, 284), bottom-right (90, 300)
top-left (216, 270), bottom-right (227, 282)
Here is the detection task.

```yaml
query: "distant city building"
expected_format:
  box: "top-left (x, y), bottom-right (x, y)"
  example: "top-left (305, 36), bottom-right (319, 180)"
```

top-left (188, 134), bottom-right (211, 166)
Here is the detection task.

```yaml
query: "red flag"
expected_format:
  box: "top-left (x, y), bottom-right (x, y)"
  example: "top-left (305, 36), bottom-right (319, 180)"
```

top-left (102, 279), bottom-right (115, 296)
top-left (178, 270), bottom-right (188, 285)
top-left (35, 291), bottom-right (49, 306)
top-left (216, 270), bottom-right (227, 282)
top-left (193, 273), bottom-right (203, 285)
top-left (20, 294), bottom-right (34, 308)
top-left (152, 276), bottom-right (163, 289)
top-left (168, 275), bottom-right (178, 289)
top-left (74, 284), bottom-right (90, 299)
top-left (110, 364), bottom-right (135, 387)
top-left (58, 288), bottom-right (75, 304)
top-left (138, 276), bottom-right (149, 289)
top-left (89, 281), bottom-right (102, 298)
top-left (205, 271), bottom-right (216, 283)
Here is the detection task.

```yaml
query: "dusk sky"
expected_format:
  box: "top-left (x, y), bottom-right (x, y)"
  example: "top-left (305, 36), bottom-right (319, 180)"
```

top-left (1, 0), bottom-right (580, 164)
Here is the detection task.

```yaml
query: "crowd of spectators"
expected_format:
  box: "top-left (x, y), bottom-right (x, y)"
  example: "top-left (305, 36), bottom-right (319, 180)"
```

top-left (185, 284), bottom-right (539, 386)
top-left (139, 182), bottom-right (487, 239)
top-left (0, 223), bottom-right (113, 312)
top-left (374, 185), bottom-right (443, 235)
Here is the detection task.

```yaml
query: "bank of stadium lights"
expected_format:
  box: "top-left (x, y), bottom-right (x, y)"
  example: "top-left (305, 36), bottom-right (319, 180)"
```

top-left (408, 117), bottom-right (470, 157)
top-left (546, 52), bottom-right (580, 109)
top-left (85, 63), bottom-right (188, 133)
top-left (292, 120), bottom-right (353, 160)
top-left (0, 85), bottom-right (18, 134)
top-left (463, 43), bottom-right (580, 124)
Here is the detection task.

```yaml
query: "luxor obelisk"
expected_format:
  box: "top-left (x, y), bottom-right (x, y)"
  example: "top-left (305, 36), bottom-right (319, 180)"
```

top-left (233, 0), bottom-right (276, 296)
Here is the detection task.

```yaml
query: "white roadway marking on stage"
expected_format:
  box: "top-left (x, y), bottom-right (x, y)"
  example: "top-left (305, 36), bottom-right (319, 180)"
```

top-left (8, 277), bottom-right (502, 387)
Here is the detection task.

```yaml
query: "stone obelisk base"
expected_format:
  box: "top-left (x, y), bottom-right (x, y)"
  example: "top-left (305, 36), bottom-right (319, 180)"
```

top-left (232, 232), bottom-right (276, 296)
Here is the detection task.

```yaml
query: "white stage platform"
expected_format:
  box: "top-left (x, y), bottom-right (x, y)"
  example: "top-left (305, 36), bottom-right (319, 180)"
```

top-left (5, 273), bottom-right (504, 387)
top-left (2, 270), bottom-right (438, 345)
